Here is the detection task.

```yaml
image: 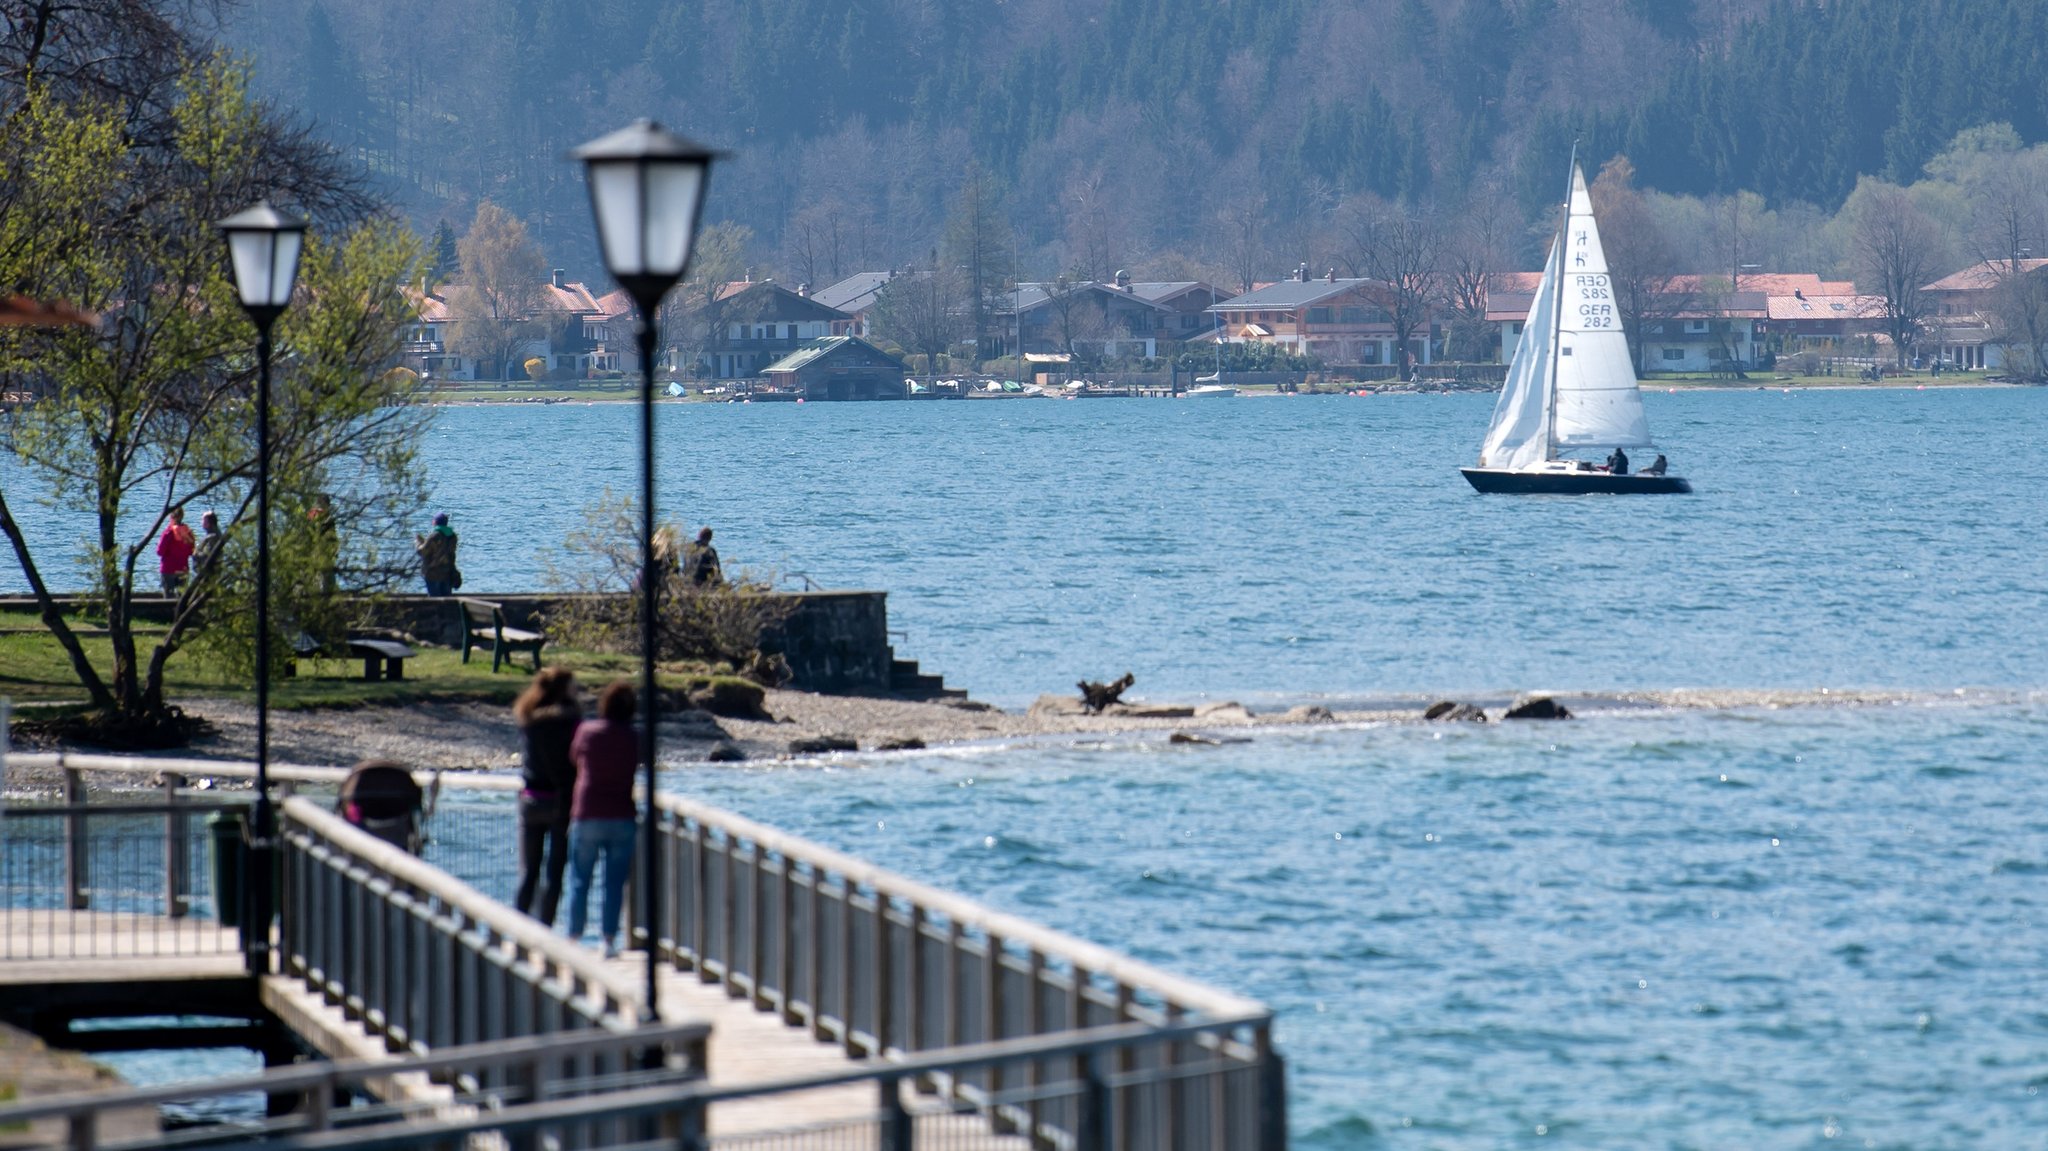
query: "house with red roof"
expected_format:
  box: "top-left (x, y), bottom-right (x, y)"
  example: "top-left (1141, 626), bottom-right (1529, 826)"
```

top-left (1206, 267), bottom-right (1429, 367)
top-left (1485, 271), bottom-right (1882, 371)
top-left (1921, 258), bottom-right (2048, 371)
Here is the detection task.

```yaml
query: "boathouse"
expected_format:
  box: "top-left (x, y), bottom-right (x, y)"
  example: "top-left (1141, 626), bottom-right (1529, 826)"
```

top-left (759, 335), bottom-right (908, 400)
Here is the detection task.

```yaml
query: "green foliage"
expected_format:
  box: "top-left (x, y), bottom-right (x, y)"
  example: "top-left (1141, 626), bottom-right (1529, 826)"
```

top-left (0, 56), bottom-right (429, 733)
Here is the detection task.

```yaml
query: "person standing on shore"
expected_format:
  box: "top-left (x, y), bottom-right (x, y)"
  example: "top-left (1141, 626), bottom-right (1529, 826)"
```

top-left (683, 526), bottom-right (721, 587)
top-left (156, 507), bottom-right (195, 597)
top-left (193, 511), bottom-right (225, 580)
top-left (512, 667), bottom-right (581, 926)
top-left (564, 680), bottom-right (638, 956)
top-left (415, 512), bottom-right (459, 596)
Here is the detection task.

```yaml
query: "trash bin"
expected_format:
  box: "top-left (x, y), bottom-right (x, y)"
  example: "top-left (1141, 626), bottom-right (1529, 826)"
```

top-left (208, 810), bottom-right (246, 928)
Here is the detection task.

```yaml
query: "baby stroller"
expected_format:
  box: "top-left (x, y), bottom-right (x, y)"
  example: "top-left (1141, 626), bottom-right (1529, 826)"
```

top-left (336, 760), bottom-right (428, 854)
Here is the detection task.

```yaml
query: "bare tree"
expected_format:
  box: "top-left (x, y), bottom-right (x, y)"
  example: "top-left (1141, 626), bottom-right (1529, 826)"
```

top-left (783, 199), bottom-right (850, 292)
top-left (868, 267), bottom-right (962, 376)
top-left (1591, 156), bottom-right (1691, 374)
top-left (1441, 182), bottom-right (1517, 361)
top-left (1970, 156), bottom-right (2048, 379)
top-left (657, 221), bottom-right (751, 377)
top-left (1216, 191), bottom-right (1268, 295)
top-left (1851, 180), bottom-right (1941, 368)
top-left (447, 201), bottom-right (548, 379)
top-left (1340, 195), bottom-right (1443, 377)
top-left (944, 164), bottom-right (1011, 361)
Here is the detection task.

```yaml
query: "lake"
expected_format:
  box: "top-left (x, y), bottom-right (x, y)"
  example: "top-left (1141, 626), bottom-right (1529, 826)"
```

top-left (9, 387), bottom-right (2048, 1146)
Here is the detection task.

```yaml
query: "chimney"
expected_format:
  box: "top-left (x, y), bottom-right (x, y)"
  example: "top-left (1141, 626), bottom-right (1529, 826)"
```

top-left (1295, 264), bottom-right (1309, 282)
top-left (550, 268), bottom-right (565, 289)
top-left (1114, 269), bottom-right (1131, 290)
top-left (1326, 268), bottom-right (1336, 283)
top-left (798, 283), bottom-right (810, 297)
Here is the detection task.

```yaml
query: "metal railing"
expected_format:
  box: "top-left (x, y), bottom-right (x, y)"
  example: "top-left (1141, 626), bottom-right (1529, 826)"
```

top-left (641, 793), bottom-right (1282, 1148)
top-left (0, 764), bottom-right (250, 961)
top-left (88, 1017), bottom-right (1269, 1151)
top-left (276, 796), bottom-right (643, 1055)
top-left (0, 1020), bottom-right (710, 1151)
top-left (2, 754), bottom-right (1284, 1149)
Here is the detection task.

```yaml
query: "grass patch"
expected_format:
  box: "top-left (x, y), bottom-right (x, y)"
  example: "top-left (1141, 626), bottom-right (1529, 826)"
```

top-left (0, 609), bottom-right (747, 712)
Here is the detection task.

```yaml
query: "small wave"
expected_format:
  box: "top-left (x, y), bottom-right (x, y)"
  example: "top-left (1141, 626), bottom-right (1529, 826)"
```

top-left (1296, 1114), bottom-right (1377, 1149)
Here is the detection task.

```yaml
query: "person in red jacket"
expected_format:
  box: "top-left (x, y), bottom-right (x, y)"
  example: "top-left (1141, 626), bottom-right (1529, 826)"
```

top-left (564, 680), bottom-right (639, 956)
top-left (156, 506), bottom-right (196, 596)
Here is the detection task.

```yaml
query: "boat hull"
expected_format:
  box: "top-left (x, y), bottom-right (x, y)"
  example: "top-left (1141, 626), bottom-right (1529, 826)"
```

top-left (1461, 468), bottom-right (1692, 494)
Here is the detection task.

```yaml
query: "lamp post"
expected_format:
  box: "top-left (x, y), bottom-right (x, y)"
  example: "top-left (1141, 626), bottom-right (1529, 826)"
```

top-left (574, 120), bottom-right (716, 1024)
top-left (217, 200), bottom-right (307, 971)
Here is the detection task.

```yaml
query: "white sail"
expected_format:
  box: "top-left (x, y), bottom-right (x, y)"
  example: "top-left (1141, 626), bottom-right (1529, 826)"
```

top-left (1478, 233), bottom-right (1559, 471)
top-left (1551, 165), bottom-right (1653, 449)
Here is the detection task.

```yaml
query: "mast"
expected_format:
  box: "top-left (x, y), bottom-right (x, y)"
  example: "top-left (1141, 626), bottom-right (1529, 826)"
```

top-left (1543, 142), bottom-right (1578, 462)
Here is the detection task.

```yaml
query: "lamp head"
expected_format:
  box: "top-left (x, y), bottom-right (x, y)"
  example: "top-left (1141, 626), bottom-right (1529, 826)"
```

top-left (573, 120), bottom-right (719, 311)
top-left (217, 201), bottom-right (308, 326)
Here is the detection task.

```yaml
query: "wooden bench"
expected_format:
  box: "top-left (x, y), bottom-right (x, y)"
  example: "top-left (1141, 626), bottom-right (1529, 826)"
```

top-left (290, 633), bottom-right (416, 681)
top-left (457, 598), bottom-right (545, 673)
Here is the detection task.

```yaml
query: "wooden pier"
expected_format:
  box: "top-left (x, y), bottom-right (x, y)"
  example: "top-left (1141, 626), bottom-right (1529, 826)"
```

top-left (0, 754), bottom-right (1282, 1148)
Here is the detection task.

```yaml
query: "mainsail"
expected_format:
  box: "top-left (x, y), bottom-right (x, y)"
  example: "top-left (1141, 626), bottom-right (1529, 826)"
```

top-left (1551, 165), bottom-right (1652, 450)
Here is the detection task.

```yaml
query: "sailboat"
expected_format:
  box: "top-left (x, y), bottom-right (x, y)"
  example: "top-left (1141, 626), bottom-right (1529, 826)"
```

top-left (1461, 154), bottom-right (1692, 495)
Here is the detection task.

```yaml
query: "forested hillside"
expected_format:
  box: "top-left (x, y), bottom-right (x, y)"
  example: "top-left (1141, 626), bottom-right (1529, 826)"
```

top-left (219, 0), bottom-right (2048, 282)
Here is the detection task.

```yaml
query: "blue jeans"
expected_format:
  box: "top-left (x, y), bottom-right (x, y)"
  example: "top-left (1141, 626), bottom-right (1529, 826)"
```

top-left (423, 577), bottom-right (453, 596)
top-left (565, 819), bottom-right (636, 944)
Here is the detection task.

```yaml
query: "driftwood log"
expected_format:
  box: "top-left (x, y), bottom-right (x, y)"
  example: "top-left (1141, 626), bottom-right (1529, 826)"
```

top-left (1077, 672), bottom-right (1135, 714)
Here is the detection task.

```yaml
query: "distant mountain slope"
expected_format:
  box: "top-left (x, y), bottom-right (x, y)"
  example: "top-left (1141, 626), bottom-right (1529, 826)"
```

top-left (221, 0), bottom-right (2042, 273)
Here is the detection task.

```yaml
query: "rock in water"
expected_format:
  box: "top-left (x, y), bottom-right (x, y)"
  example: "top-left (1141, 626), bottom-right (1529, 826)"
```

top-left (875, 737), bottom-right (926, 751)
top-left (1169, 731), bottom-right (1221, 745)
top-left (1193, 701), bottom-right (1254, 722)
top-left (787, 735), bottom-right (859, 755)
top-left (1503, 696), bottom-right (1572, 720)
top-left (1282, 705), bottom-right (1336, 723)
top-left (1425, 700), bottom-right (1489, 722)
top-left (704, 741), bottom-right (747, 762)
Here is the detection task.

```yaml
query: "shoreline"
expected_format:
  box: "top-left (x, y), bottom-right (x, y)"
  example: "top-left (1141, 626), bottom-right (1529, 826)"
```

top-left (16, 685), bottom-right (2028, 778)
top-left (416, 378), bottom-right (2030, 405)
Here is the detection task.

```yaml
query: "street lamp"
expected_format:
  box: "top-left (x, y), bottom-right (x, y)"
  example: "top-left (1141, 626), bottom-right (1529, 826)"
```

top-left (217, 200), bottom-right (307, 972)
top-left (573, 119), bottom-right (716, 1024)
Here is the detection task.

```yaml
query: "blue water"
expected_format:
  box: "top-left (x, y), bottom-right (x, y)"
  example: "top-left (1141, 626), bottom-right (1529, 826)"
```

top-left (9, 388), bottom-right (2048, 703)
top-left (10, 389), bottom-right (2048, 1146)
top-left (664, 701), bottom-right (2048, 1149)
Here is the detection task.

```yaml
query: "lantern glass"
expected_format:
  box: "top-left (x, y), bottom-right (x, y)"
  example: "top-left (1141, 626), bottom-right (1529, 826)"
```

top-left (225, 228), bottom-right (304, 310)
top-left (218, 201), bottom-right (308, 313)
top-left (642, 161), bottom-right (706, 278)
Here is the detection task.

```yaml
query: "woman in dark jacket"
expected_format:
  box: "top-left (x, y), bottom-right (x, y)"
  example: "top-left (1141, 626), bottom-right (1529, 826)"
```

top-left (512, 666), bottom-right (580, 925)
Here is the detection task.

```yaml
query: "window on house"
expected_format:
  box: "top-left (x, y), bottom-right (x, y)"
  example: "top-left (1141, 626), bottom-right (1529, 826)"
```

top-left (1511, 322), bottom-right (1523, 335)
top-left (1663, 348), bottom-right (1686, 360)
top-left (1686, 320), bottom-right (1708, 333)
top-left (1307, 307), bottom-right (1333, 324)
top-left (1340, 307), bottom-right (1366, 323)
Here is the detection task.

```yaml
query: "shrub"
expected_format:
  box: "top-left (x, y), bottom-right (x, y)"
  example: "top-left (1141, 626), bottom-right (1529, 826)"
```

top-left (523, 357), bottom-right (546, 382)
top-left (542, 490), bottom-right (795, 681)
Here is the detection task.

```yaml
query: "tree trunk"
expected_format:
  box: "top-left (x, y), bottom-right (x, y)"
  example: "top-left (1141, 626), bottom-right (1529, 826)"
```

top-left (0, 489), bottom-right (115, 710)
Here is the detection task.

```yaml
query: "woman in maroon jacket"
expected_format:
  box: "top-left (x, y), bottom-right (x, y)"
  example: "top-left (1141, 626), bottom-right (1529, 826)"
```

top-left (564, 680), bottom-right (638, 956)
